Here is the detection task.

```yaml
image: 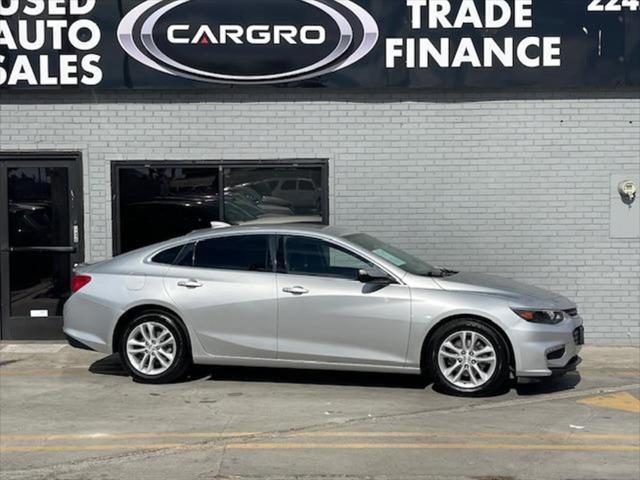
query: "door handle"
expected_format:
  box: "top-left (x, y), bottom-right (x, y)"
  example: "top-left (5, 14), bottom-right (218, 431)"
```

top-left (177, 279), bottom-right (203, 289)
top-left (282, 286), bottom-right (309, 295)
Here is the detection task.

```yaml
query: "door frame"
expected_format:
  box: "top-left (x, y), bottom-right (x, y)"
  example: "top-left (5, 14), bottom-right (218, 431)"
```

top-left (0, 152), bottom-right (84, 340)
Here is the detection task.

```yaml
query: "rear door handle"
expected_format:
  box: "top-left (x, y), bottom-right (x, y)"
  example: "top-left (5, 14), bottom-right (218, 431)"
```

top-left (177, 279), bottom-right (203, 289)
top-left (282, 286), bottom-right (309, 295)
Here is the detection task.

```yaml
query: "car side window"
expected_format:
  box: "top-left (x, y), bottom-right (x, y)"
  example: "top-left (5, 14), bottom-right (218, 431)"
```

top-left (174, 243), bottom-right (195, 267)
top-left (299, 180), bottom-right (315, 191)
top-left (194, 235), bottom-right (272, 272)
top-left (151, 245), bottom-right (184, 265)
top-left (281, 180), bottom-right (297, 191)
top-left (283, 236), bottom-right (374, 281)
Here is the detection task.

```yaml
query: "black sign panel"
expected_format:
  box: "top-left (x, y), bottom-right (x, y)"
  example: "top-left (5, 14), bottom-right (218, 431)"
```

top-left (0, 0), bottom-right (638, 89)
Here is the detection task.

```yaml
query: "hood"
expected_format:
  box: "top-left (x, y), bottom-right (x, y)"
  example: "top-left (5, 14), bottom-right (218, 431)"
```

top-left (433, 272), bottom-right (575, 310)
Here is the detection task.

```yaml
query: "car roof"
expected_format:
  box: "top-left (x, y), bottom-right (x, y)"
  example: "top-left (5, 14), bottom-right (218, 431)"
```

top-left (184, 223), bottom-right (354, 240)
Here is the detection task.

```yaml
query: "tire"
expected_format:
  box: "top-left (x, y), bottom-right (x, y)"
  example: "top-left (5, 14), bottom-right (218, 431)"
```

top-left (428, 318), bottom-right (510, 396)
top-left (119, 310), bottom-right (192, 384)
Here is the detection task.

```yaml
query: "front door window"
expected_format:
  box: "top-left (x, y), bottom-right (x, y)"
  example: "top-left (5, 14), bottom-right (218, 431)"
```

top-left (282, 236), bottom-right (374, 281)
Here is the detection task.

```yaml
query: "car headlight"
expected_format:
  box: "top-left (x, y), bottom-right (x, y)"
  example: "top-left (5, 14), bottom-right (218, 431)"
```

top-left (512, 309), bottom-right (565, 325)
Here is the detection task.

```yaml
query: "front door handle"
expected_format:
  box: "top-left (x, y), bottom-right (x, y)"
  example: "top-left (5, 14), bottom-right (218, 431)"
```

top-left (177, 279), bottom-right (203, 289)
top-left (282, 286), bottom-right (309, 295)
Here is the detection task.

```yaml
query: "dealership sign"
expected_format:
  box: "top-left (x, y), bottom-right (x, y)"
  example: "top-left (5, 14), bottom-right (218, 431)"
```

top-left (0, 0), bottom-right (639, 89)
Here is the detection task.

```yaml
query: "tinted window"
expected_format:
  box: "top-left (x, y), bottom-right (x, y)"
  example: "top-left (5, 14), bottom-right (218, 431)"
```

top-left (283, 236), bottom-right (373, 280)
top-left (223, 167), bottom-right (325, 222)
top-left (281, 180), bottom-right (297, 191)
top-left (119, 167), bottom-right (219, 253)
top-left (118, 164), bottom-right (327, 254)
top-left (299, 180), bottom-right (315, 191)
top-left (151, 245), bottom-right (184, 265)
top-left (175, 243), bottom-right (195, 266)
top-left (194, 235), bottom-right (271, 272)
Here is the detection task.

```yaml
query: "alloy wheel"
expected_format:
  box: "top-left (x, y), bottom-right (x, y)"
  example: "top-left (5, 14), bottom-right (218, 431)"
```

top-left (437, 330), bottom-right (497, 389)
top-left (126, 319), bottom-right (177, 376)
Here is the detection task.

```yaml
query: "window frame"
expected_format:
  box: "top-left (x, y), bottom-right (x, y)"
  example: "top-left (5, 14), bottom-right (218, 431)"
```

top-left (111, 159), bottom-right (329, 255)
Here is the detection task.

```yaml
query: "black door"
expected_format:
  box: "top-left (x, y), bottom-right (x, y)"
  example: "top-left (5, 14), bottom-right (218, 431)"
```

top-left (0, 155), bottom-right (84, 340)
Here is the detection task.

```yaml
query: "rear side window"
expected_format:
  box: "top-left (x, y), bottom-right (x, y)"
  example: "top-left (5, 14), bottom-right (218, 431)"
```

top-left (151, 245), bottom-right (184, 265)
top-left (151, 243), bottom-right (195, 266)
top-left (281, 180), bottom-right (297, 190)
top-left (194, 235), bottom-right (272, 272)
top-left (299, 180), bottom-right (315, 191)
top-left (175, 243), bottom-right (195, 266)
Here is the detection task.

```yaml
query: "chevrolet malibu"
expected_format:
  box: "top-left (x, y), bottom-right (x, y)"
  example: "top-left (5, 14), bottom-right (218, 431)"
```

top-left (64, 225), bottom-right (584, 396)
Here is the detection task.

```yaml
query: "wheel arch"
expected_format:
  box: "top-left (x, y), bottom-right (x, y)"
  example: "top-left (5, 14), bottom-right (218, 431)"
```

top-left (420, 314), bottom-right (516, 373)
top-left (112, 304), bottom-right (191, 354)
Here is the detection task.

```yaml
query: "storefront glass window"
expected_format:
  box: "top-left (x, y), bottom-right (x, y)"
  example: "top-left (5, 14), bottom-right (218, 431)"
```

top-left (223, 167), bottom-right (324, 224)
top-left (117, 164), bottom-right (326, 254)
top-left (119, 167), bottom-right (220, 252)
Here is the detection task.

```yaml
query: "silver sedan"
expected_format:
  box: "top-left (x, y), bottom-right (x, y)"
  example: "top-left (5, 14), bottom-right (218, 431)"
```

top-left (64, 225), bottom-right (584, 396)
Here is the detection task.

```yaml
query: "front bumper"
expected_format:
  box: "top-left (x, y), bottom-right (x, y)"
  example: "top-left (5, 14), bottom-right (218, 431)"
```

top-left (513, 314), bottom-right (584, 377)
top-left (549, 355), bottom-right (582, 376)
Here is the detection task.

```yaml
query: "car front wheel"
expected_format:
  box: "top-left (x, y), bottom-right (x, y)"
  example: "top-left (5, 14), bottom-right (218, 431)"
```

top-left (429, 319), bottom-right (510, 396)
top-left (119, 311), bottom-right (191, 384)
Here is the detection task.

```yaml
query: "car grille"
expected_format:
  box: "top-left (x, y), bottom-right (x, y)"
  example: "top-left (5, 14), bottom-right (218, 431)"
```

top-left (573, 326), bottom-right (585, 345)
top-left (564, 308), bottom-right (578, 317)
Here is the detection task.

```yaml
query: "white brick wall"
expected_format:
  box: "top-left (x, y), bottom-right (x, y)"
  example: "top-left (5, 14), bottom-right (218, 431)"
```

top-left (1, 89), bottom-right (639, 345)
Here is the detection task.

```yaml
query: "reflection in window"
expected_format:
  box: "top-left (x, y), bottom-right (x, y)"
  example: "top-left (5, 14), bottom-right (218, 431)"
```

top-left (119, 167), bottom-right (220, 252)
top-left (117, 164), bottom-right (326, 254)
top-left (223, 167), bottom-right (324, 224)
top-left (283, 236), bottom-right (372, 281)
top-left (195, 235), bottom-right (271, 272)
top-left (8, 167), bottom-right (69, 247)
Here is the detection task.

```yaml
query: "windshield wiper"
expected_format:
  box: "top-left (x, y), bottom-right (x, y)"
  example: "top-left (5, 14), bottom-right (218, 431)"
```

top-left (438, 268), bottom-right (459, 277)
top-left (421, 271), bottom-right (444, 278)
top-left (421, 268), bottom-right (458, 278)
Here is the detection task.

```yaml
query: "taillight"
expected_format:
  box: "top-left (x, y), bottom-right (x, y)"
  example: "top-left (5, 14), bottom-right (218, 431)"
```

top-left (71, 274), bottom-right (92, 293)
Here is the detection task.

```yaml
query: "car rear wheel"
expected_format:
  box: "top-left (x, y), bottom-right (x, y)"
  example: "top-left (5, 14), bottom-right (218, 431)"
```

top-left (429, 319), bottom-right (510, 396)
top-left (119, 311), bottom-right (191, 384)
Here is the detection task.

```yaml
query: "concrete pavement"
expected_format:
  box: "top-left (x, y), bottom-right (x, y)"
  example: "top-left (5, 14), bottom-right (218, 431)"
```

top-left (0, 344), bottom-right (638, 480)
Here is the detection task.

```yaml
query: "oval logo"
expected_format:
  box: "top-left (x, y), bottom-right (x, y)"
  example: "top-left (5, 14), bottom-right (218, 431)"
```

top-left (117, 0), bottom-right (379, 84)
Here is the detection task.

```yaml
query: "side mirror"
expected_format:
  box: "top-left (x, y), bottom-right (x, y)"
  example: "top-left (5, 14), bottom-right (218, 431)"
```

top-left (358, 269), bottom-right (393, 285)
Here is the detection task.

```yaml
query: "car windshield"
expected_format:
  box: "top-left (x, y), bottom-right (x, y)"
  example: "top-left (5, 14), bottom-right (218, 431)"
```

top-left (344, 233), bottom-right (442, 277)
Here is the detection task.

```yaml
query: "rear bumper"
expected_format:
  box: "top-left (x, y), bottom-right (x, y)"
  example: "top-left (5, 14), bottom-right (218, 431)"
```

top-left (63, 292), bottom-right (121, 354)
top-left (65, 334), bottom-right (97, 352)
